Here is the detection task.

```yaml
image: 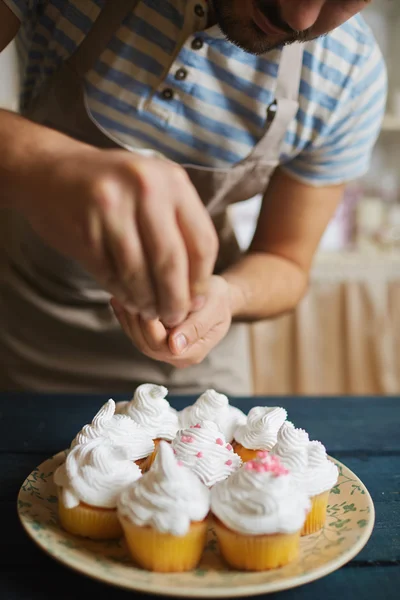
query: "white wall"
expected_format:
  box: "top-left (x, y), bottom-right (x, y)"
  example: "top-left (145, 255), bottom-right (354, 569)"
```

top-left (0, 40), bottom-right (20, 111)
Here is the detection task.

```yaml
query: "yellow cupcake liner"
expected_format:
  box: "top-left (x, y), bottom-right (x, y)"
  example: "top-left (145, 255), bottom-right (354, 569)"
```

top-left (120, 516), bottom-right (208, 572)
top-left (232, 442), bottom-right (260, 463)
top-left (214, 518), bottom-right (301, 571)
top-left (301, 490), bottom-right (330, 536)
top-left (58, 494), bottom-right (122, 540)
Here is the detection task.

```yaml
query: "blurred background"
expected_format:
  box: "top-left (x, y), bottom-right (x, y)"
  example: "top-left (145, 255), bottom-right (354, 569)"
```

top-left (1, 4), bottom-right (399, 396)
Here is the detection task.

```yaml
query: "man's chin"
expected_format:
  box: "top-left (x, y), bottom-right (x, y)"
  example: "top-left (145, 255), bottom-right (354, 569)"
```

top-left (217, 25), bottom-right (291, 55)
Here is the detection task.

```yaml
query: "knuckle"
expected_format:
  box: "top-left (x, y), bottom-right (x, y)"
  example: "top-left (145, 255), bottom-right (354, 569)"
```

top-left (154, 251), bottom-right (181, 276)
top-left (172, 164), bottom-right (191, 187)
top-left (189, 322), bottom-right (203, 341)
top-left (88, 176), bottom-right (120, 213)
top-left (122, 159), bottom-right (155, 202)
top-left (191, 240), bottom-right (214, 264)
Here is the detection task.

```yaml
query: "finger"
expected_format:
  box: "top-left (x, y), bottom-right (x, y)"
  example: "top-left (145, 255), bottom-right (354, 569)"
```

top-left (110, 297), bottom-right (134, 339)
top-left (99, 182), bottom-right (157, 316)
top-left (168, 303), bottom-right (212, 356)
top-left (175, 184), bottom-right (219, 300)
top-left (138, 201), bottom-right (191, 328)
top-left (139, 317), bottom-right (169, 353)
top-left (110, 298), bottom-right (147, 349)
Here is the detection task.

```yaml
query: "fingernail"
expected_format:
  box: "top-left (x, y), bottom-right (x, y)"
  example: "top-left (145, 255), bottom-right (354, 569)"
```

top-left (174, 333), bottom-right (188, 354)
top-left (192, 295), bottom-right (206, 311)
top-left (164, 312), bottom-right (185, 328)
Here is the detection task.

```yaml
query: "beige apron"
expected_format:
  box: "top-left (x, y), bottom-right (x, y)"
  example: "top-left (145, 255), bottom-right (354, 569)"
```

top-left (0, 1), bottom-right (303, 394)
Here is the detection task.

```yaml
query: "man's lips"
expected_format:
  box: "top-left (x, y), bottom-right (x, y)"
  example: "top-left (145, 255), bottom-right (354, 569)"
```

top-left (251, 1), bottom-right (288, 36)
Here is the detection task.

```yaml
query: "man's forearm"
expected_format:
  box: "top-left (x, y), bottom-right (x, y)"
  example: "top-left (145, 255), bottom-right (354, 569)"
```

top-left (0, 109), bottom-right (88, 210)
top-left (222, 251), bottom-right (308, 322)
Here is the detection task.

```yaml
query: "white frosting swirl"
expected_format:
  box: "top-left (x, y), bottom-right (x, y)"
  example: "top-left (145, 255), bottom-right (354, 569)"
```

top-left (70, 399), bottom-right (154, 461)
top-left (270, 422), bottom-right (309, 486)
top-left (117, 441), bottom-right (210, 536)
top-left (54, 437), bottom-right (142, 509)
top-left (171, 420), bottom-right (242, 488)
top-left (234, 406), bottom-right (287, 450)
top-left (178, 389), bottom-right (247, 442)
top-left (115, 384), bottom-right (178, 441)
top-left (304, 441), bottom-right (339, 496)
top-left (211, 456), bottom-right (310, 535)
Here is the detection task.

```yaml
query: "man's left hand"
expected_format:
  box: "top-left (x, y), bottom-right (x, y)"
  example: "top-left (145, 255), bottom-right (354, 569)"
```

top-left (110, 276), bottom-right (233, 368)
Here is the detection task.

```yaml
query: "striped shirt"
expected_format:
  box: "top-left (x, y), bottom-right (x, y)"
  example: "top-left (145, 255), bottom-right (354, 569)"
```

top-left (4, 0), bottom-right (387, 186)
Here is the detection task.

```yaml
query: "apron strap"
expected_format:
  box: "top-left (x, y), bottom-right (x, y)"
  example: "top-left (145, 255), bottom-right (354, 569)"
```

top-left (241, 43), bottom-right (303, 164)
top-left (68, 0), bottom-right (141, 77)
top-left (274, 43), bottom-right (304, 101)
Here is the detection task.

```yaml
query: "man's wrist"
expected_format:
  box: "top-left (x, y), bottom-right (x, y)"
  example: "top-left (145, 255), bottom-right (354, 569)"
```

top-left (220, 273), bottom-right (248, 320)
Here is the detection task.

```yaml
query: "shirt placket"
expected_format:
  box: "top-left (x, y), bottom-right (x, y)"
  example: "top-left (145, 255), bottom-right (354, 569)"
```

top-left (141, 0), bottom-right (209, 123)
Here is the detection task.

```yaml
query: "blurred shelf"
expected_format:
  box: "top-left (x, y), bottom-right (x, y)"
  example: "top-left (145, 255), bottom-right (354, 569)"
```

top-left (381, 114), bottom-right (400, 132)
top-left (312, 249), bottom-right (400, 281)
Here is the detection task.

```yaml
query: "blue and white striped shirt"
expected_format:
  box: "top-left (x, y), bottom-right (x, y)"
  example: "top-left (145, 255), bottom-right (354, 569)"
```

top-left (4, 0), bottom-right (387, 186)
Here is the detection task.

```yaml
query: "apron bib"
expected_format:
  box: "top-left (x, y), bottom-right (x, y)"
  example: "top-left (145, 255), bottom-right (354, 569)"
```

top-left (0, 0), bottom-right (303, 394)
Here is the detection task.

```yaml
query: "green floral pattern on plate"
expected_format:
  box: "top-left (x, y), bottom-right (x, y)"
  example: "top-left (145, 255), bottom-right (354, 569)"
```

top-left (17, 452), bottom-right (374, 597)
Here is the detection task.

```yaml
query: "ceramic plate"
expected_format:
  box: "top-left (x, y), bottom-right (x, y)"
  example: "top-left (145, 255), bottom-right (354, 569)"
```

top-left (17, 451), bottom-right (374, 597)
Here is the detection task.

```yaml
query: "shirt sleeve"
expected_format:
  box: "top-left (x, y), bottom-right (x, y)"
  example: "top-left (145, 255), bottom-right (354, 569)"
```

top-left (281, 33), bottom-right (388, 188)
top-left (2, 0), bottom-right (30, 22)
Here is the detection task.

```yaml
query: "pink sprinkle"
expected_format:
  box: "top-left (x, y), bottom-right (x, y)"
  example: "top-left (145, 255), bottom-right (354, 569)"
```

top-left (177, 460), bottom-right (184, 467)
top-left (196, 452), bottom-right (203, 458)
top-left (181, 435), bottom-right (194, 443)
top-left (275, 465), bottom-right (289, 476)
top-left (173, 449), bottom-right (177, 455)
top-left (245, 462), bottom-right (255, 471)
top-left (216, 438), bottom-right (224, 446)
top-left (257, 451), bottom-right (269, 459)
top-left (255, 463), bottom-right (265, 473)
top-left (190, 425), bottom-right (195, 428)
top-left (193, 424), bottom-right (201, 429)
top-left (226, 443), bottom-right (233, 451)
top-left (254, 454), bottom-right (290, 477)
top-left (225, 460), bottom-right (232, 466)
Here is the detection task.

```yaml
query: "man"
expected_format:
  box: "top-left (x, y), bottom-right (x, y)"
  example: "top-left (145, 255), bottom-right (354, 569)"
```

top-left (0, 1), bottom-right (386, 394)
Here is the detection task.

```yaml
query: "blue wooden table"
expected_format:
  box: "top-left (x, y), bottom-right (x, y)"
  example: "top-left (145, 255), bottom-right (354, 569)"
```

top-left (1, 393), bottom-right (399, 599)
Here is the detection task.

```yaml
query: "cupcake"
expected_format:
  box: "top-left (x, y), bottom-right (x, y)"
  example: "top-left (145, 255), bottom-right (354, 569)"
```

top-left (116, 384), bottom-right (179, 468)
top-left (271, 423), bottom-right (338, 535)
top-left (301, 441), bottom-right (338, 535)
top-left (171, 420), bottom-right (242, 487)
top-left (179, 389), bottom-right (246, 442)
top-left (117, 441), bottom-right (210, 572)
top-left (270, 421), bottom-right (310, 488)
top-left (54, 436), bottom-right (142, 539)
top-left (211, 454), bottom-right (310, 571)
top-left (232, 406), bottom-right (287, 462)
top-left (70, 398), bottom-right (154, 470)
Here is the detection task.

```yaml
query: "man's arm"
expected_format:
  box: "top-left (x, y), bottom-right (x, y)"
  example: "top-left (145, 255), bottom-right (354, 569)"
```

top-left (112, 167), bottom-right (344, 365)
top-left (0, 1), bottom-right (20, 51)
top-left (0, 0), bottom-right (218, 325)
top-left (222, 167), bottom-right (345, 321)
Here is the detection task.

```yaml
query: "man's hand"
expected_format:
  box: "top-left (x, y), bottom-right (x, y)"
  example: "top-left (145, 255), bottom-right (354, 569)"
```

top-left (20, 145), bottom-right (218, 327)
top-left (110, 276), bottom-right (233, 368)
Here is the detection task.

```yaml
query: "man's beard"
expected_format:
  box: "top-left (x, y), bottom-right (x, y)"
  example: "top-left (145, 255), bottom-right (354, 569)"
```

top-left (211, 0), bottom-right (313, 55)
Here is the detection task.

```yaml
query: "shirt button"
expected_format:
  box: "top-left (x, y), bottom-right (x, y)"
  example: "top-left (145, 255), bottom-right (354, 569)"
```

top-left (161, 88), bottom-right (174, 100)
top-left (194, 4), bottom-right (205, 18)
top-left (175, 68), bottom-right (188, 81)
top-left (191, 37), bottom-right (204, 50)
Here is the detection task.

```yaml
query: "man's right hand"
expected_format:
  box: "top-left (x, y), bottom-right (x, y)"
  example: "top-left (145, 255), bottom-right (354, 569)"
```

top-left (21, 146), bottom-right (218, 327)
